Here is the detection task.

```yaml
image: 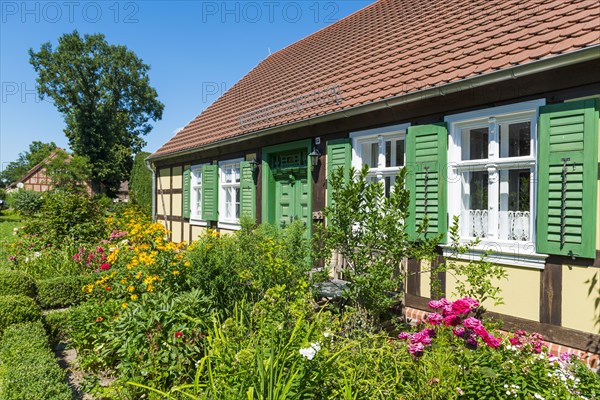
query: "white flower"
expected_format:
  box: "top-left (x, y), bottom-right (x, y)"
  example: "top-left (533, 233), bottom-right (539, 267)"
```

top-left (324, 332), bottom-right (330, 338)
top-left (299, 342), bottom-right (321, 361)
top-left (534, 393), bottom-right (545, 400)
top-left (506, 391), bottom-right (511, 396)
top-left (33, 251), bottom-right (41, 258)
top-left (504, 384), bottom-right (509, 389)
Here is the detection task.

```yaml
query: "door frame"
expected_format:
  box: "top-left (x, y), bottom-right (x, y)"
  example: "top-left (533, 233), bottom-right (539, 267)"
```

top-left (261, 139), bottom-right (313, 236)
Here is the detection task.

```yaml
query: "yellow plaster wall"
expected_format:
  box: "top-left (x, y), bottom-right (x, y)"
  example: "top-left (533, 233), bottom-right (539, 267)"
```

top-left (158, 168), bottom-right (171, 190)
top-left (171, 221), bottom-right (182, 243)
top-left (419, 260), bottom-right (431, 298)
top-left (172, 166), bottom-right (183, 190)
top-left (191, 225), bottom-right (206, 241)
top-left (183, 222), bottom-right (190, 243)
top-left (562, 265), bottom-right (599, 333)
top-left (445, 261), bottom-right (540, 321)
top-left (157, 193), bottom-right (171, 217)
top-left (172, 193), bottom-right (182, 217)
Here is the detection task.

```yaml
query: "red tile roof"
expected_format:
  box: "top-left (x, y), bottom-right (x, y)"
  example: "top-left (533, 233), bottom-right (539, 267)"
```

top-left (151, 0), bottom-right (600, 159)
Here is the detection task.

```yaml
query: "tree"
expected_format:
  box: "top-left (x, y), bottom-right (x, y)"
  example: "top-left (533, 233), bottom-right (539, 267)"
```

top-left (0, 141), bottom-right (56, 187)
top-left (129, 151), bottom-right (152, 215)
top-left (29, 31), bottom-right (164, 196)
top-left (45, 149), bottom-right (90, 193)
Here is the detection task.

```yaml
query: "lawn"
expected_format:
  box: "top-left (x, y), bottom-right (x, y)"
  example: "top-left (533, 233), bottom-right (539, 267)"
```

top-left (0, 210), bottom-right (22, 266)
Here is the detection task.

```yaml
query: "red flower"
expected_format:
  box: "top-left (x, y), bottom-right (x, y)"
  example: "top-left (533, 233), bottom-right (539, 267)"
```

top-left (100, 263), bottom-right (111, 271)
top-left (174, 331), bottom-right (183, 338)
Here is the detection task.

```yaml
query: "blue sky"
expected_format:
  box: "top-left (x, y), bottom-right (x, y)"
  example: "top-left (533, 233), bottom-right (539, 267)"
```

top-left (0, 0), bottom-right (371, 169)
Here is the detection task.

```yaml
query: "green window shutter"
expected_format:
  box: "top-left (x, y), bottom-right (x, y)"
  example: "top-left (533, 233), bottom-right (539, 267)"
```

top-left (536, 99), bottom-right (598, 259)
top-left (183, 167), bottom-right (191, 219)
top-left (201, 164), bottom-right (219, 221)
top-left (327, 138), bottom-right (352, 207)
top-left (406, 123), bottom-right (448, 243)
top-left (240, 161), bottom-right (256, 220)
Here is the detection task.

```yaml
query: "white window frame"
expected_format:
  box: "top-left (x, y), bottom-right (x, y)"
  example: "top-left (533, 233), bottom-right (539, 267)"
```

top-left (218, 158), bottom-right (243, 230)
top-left (350, 123), bottom-right (411, 196)
top-left (445, 99), bottom-right (547, 268)
top-left (189, 163), bottom-right (208, 226)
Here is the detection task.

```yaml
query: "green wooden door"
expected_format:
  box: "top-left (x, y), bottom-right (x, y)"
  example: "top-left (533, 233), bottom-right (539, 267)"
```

top-left (275, 174), bottom-right (310, 229)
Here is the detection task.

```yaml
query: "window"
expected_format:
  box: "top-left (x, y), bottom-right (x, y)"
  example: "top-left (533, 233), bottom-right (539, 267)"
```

top-left (189, 164), bottom-right (206, 221)
top-left (218, 159), bottom-right (242, 225)
top-left (350, 123), bottom-right (410, 197)
top-left (446, 99), bottom-right (546, 264)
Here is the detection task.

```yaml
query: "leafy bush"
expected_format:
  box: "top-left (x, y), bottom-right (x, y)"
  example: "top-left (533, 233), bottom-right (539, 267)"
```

top-left (43, 308), bottom-right (71, 347)
top-left (316, 165), bottom-right (439, 320)
top-left (185, 219), bottom-right (312, 313)
top-left (99, 289), bottom-right (212, 392)
top-left (37, 275), bottom-right (89, 309)
top-left (0, 321), bottom-right (71, 400)
top-left (25, 190), bottom-right (108, 246)
top-left (0, 295), bottom-right (41, 334)
top-left (11, 189), bottom-right (44, 217)
top-left (129, 151), bottom-right (152, 215)
top-left (0, 269), bottom-right (36, 297)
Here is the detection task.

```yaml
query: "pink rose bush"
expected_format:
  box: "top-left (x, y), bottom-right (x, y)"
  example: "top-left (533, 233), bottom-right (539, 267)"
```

top-left (398, 297), bottom-right (503, 357)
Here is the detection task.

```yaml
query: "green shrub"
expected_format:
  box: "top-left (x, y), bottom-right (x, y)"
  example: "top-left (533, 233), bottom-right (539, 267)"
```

top-left (37, 275), bottom-right (88, 309)
top-left (11, 189), bottom-right (44, 217)
top-left (43, 309), bottom-right (71, 347)
top-left (129, 151), bottom-right (152, 215)
top-left (0, 295), bottom-right (41, 334)
top-left (100, 289), bottom-right (212, 392)
top-left (185, 219), bottom-right (311, 312)
top-left (0, 321), bottom-right (71, 400)
top-left (0, 269), bottom-right (36, 297)
top-left (24, 191), bottom-right (108, 246)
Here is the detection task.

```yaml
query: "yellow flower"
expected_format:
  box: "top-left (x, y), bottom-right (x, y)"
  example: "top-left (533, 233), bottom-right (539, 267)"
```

top-left (130, 294), bottom-right (138, 301)
top-left (122, 303), bottom-right (128, 309)
top-left (147, 284), bottom-right (154, 292)
top-left (127, 285), bottom-right (135, 292)
top-left (120, 279), bottom-right (127, 285)
top-left (173, 270), bottom-right (180, 276)
top-left (184, 261), bottom-right (191, 267)
top-left (136, 271), bottom-right (142, 279)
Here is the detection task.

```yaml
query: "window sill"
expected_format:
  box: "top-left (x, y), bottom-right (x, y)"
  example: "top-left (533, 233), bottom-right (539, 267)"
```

top-left (189, 218), bottom-right (208, 227)
top-left (441, 243), bottom-right (548, 269)
top-left (218, 221), bottom-right (241, 231)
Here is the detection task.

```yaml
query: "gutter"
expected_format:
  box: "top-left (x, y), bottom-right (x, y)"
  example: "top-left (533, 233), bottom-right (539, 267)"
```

top-left (144, 159), bottom-right (156, 221)
top-left (148, 45), bottom-right (600, 162)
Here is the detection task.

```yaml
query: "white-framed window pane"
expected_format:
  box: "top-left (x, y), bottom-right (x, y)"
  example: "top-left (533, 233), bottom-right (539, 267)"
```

top-left (395, 139), bottom-right (405, 167)
top-left (465, 171), bottom-right (488, 238)
top-left (499, 168), bottom-right (531, 241)
top-left (461, 127), bottom-right (489, 161)
top-left (500, 122), bottom-right (531, 158)
top-left (361, 142), bottom-right (378, 168)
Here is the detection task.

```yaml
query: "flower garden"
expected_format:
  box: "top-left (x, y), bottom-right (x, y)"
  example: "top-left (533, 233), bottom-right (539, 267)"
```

top-left (0, 187), bottom-right (599, 399)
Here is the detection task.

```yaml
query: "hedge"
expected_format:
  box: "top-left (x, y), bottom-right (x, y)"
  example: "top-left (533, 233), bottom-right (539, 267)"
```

top-left (0, 321), bottom-right (71, 399)
top-left (37, 275), bottom-right (88, 309)
top-left (0, 295), bottom-right (41, 334)
top-left (0, 270), bottom-right (36, 298)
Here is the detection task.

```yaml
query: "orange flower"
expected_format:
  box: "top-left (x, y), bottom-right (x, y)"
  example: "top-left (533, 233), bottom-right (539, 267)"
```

top-left (96, 317), bottom-right (104, 323)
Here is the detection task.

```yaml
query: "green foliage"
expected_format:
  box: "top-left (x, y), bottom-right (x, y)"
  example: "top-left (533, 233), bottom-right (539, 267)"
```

top-left (0, 295), bottom-right (41, 334)
top-left (37, 275), bottom-right (88, 309)
top-left (130, 151), bottom-right (152, 215)
top-left (135, 287), bottom-right (333, 400)
top-left (11, 189), bottom-right (44, 217)
top-left (444, 216), bottom-right (508, 309)
top-left (100, 289), bottom-right (212, 392)
top-left (0, 270), bottom-right (37, 298)
top-left (0, 141), bottom-right (56, 188)
top-left (43, 309), bottom-right (71, 347)
top-left (185, 219), bottom-right (312, 312)
top-left (0, 321), bottom-right (71, 400)
top-left (29, 31), bottom-right (164, 195)
top-left (315, 164), bottom-right (438, 320)
top-left (45, 148), bottom-right (91, 193)
top-left (25, 191), bottom-right (107, 247)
